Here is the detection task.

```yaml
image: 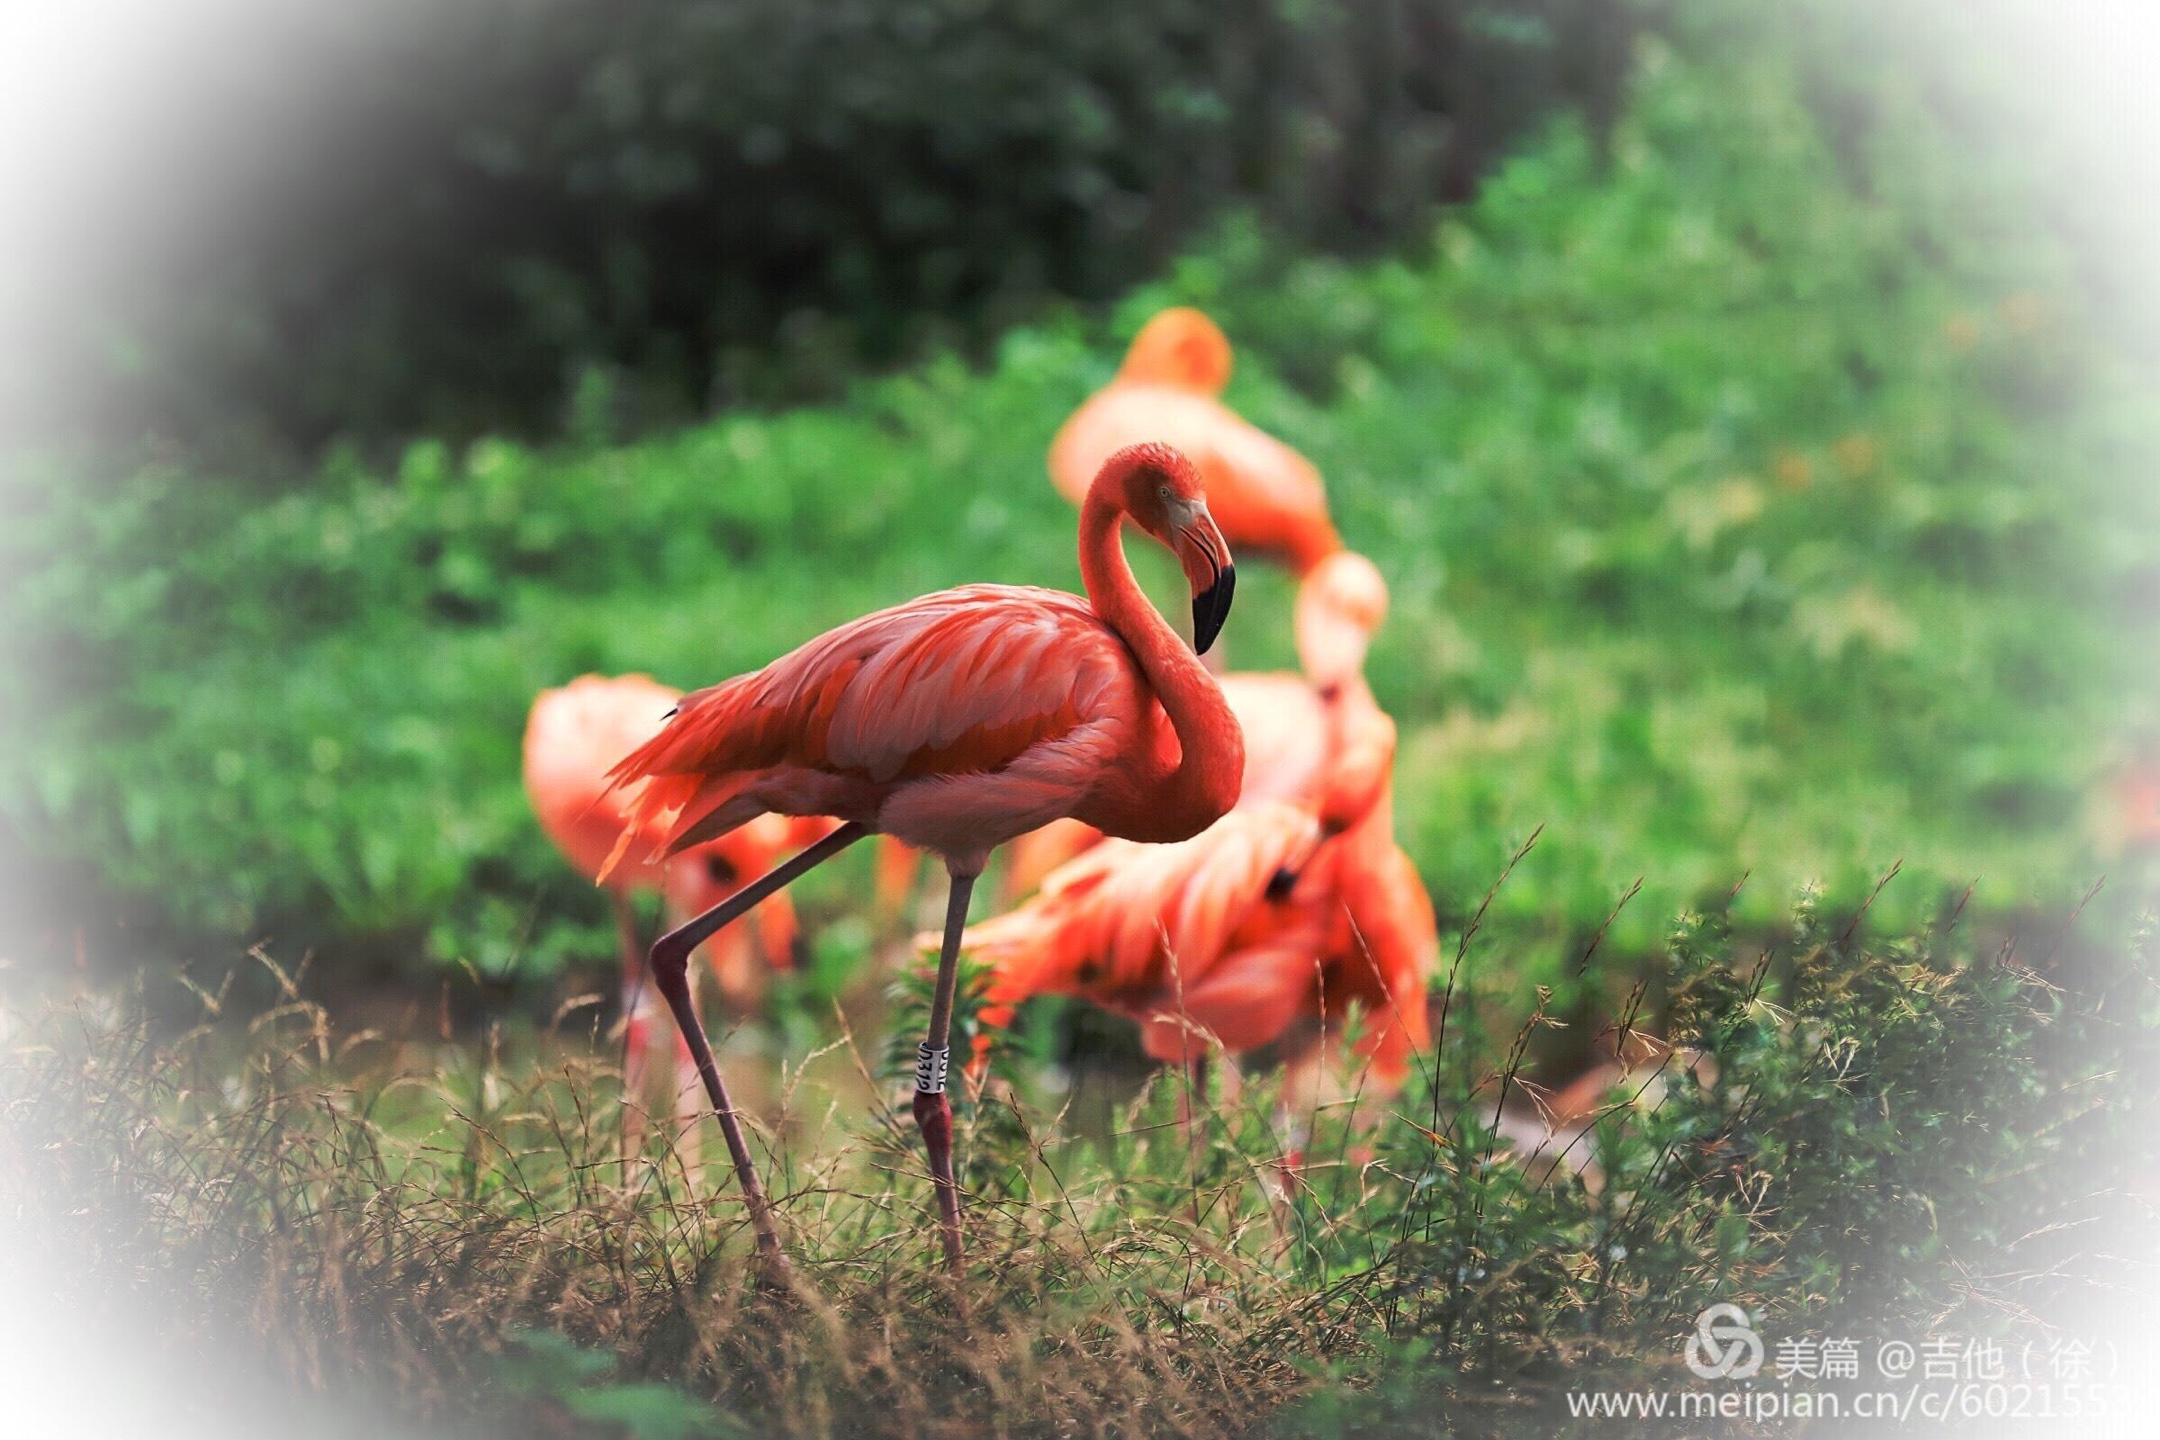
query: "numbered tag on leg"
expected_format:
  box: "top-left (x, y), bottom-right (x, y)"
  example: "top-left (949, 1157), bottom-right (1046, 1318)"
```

top-left (914, 1043), bottom-right (951, 1095)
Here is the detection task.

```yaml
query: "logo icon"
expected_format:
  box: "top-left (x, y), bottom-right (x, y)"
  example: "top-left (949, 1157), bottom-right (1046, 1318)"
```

top-left (1686, 1304), bottom-right (1764, 1380)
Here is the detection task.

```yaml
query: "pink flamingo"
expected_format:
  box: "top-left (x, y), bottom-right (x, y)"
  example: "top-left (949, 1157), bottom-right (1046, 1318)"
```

top-left (1000, 549), bottom-right (1397, 899)
top-left (1050, 308), bottom-right (1341, 576)
top-left (955, 788), bottom-right (1435, 1151)
top-left (523, 675), bottom-right (808, 1146)
top-left (883, 311), bottom-right (1348, 924)
top-left (599, 443), bottom-right (1243, 1281)
top-left (955, 552), bottom-right (1429, 1166)
top-left (2106, 753), bottom-right (2160, 855)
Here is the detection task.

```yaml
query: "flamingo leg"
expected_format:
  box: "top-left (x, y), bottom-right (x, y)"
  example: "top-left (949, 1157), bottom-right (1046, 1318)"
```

top-left (1179, 1053), bottom-right (1211, 1133)
top-left (649, 820), bottom-right (868, 1278)
top-left (612, 887), bottom-right (643, 983)
top-left (913, 868), bottom-right (976, 1279)
top-left (1178, 1053), bottom-right (1210, 1226)
top-left (1269, 1041), bottom-right (1320, 1241)
top-left (612, 890), bottom-right (648, 1152)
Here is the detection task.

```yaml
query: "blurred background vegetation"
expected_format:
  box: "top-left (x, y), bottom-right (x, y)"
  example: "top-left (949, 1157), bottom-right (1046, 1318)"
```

top-left (7, 0), bottom-right (1632, 459)
top-left (3, 0), bottom-right (2156, 1016)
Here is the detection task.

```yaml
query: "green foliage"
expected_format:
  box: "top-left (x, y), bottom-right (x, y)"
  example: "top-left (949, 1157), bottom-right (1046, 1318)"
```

top-left (5, 3), bottom-right (2156, 992)
top-left (1274, 895), bottom-right (2154, 1433)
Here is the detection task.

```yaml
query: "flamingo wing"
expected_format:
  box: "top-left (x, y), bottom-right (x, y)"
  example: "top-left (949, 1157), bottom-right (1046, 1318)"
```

top-left (604, 585), bottom-right (1140, 865)
top-left (1137, 801), bottom-right (1321, 980)
top-left (1138, 907), bottom-right (1334, 1063)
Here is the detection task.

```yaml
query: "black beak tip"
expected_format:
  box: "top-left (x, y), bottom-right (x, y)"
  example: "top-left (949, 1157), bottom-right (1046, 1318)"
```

top-left (1191, 564), bottom-right (1236, 655)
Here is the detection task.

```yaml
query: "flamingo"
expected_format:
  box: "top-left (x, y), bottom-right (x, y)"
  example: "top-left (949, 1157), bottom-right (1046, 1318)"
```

top-left (950, 549), bottom-right (1424, 1173)
top-left (883, 312), bottom-right (1342, 923)
top-left (1049, 308), bottom-right (1342, 576)
top-left (999, 549), bottom-right (1397, 899)
top-left (523, 675), bottom-right (809, 1147)
top-left (1264, 549), bottom-right (1396, 841)
top-left (598, 442), bottom-right (1244, 1281)
top-left (2105, 753), bottom-right (2160, 855)
top-left (955, 787), bottom-right (1435, 1140)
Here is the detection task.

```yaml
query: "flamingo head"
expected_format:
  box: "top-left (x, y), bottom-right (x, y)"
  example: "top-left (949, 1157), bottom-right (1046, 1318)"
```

top-left (1119, 307), bottom-right (1234, 394)
top-left (1100, 442), bottom-right (1238, 655)
top-left (1295, 551), bottom-right (1388, 695)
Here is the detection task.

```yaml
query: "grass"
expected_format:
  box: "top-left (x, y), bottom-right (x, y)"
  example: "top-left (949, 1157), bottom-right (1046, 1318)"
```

top-left (6, 877), bottom-right (2152, 1436)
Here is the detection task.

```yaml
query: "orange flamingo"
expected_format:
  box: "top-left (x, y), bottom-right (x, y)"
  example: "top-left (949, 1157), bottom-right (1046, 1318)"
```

top-left (1271, 550), bottom-right (1396, 841)
top-left (1258, 783), bottom-right (1437, 1148)
top-left (1000, 549), bottom-right (1396, 899)
top-left (879, 310), bottom-right (1341, 924)
top-left (957, 787), bottom-right (1434, 1125)
top-left (1050, 308), bottom-right (1341, 576)
top-left (953, 549), bottom-right (1424, 1167)
top-left (599, 442), bottom-right (1243, 1280)
top-left (523, 676), bottom-right (807, 1144)
top-left (2107, 753), bottom-right (2160, 854)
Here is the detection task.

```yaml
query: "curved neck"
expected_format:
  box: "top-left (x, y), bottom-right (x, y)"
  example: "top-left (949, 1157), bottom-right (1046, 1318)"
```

top-left (1287, 521), bottom-right (1346, 577)
top-left (1079, 496), bottom-right (1243, 841)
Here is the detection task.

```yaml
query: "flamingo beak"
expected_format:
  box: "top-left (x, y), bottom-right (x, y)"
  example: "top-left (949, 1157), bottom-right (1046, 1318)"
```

top-left (1179, 509), bottom-right (1236, 655)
